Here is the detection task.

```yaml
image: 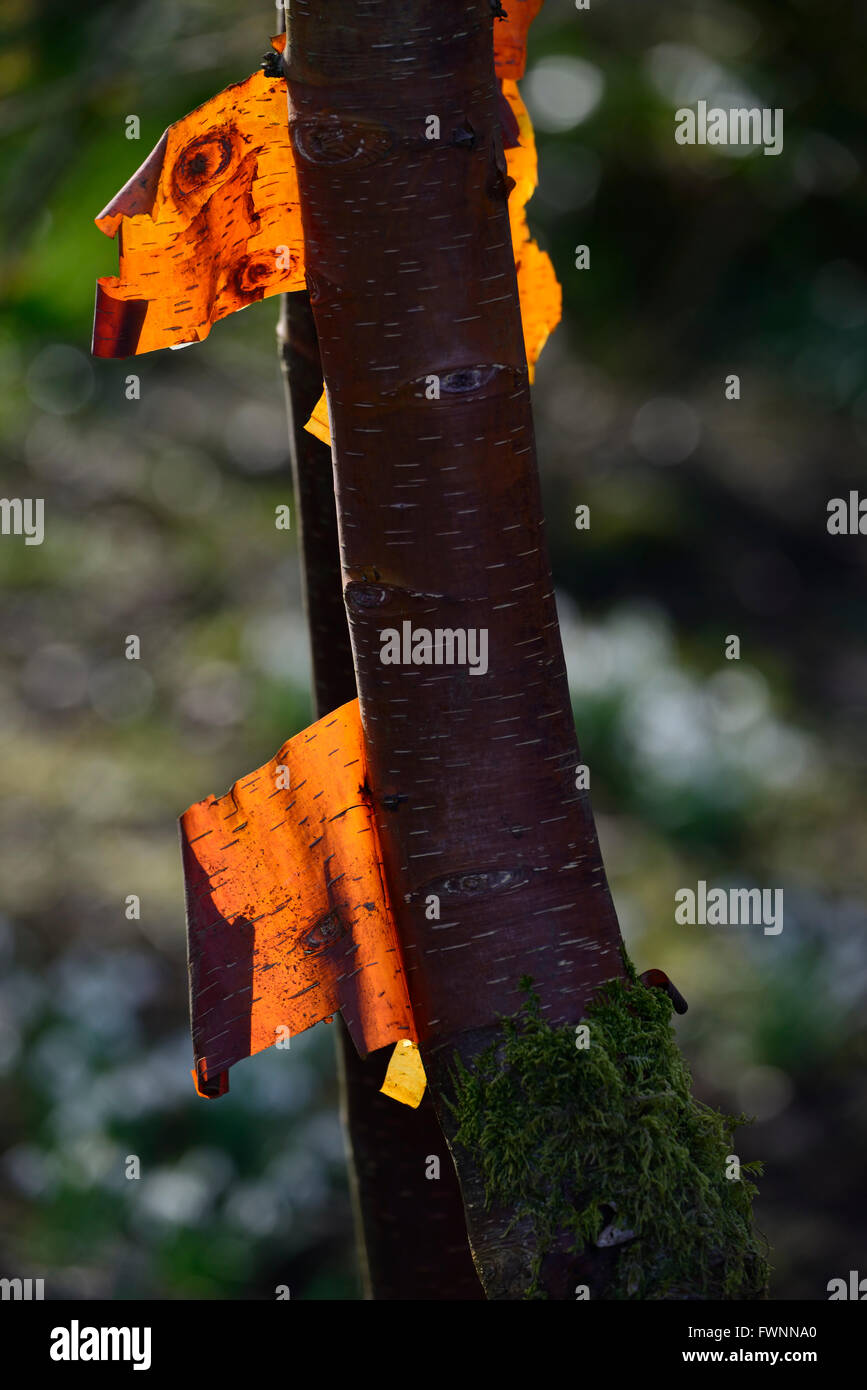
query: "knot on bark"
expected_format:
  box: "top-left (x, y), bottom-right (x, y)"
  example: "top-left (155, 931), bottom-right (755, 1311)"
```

top-left (292, 118), bottom-right (393, 167)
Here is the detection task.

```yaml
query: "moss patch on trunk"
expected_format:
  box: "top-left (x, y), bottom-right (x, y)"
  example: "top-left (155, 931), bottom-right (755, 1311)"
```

top-left (448, 968), bottom-right (770, 1299)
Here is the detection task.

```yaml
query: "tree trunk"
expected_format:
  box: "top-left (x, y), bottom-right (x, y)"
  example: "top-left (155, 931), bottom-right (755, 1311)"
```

top-left (277, 288), bottom-right (482, 1299)
top-left (281, 0), bottom-right (767, 1302)
top-left (283, 0), bottom-right (626, 1297)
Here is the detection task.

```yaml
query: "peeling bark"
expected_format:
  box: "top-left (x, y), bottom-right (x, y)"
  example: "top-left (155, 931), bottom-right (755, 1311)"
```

top-left (284, 0), bottom-right (627, 1297)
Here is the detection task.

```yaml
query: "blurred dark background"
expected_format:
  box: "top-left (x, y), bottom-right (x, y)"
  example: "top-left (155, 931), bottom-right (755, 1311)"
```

top-left (0, 0), bottom-right (865, 1299)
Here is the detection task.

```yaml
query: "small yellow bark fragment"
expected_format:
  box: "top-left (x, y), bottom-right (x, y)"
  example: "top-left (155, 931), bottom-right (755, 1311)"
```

top-left (305, 391), bottom-right (331, 446)
top-left (380, 1038), bottom-right (427, 1108)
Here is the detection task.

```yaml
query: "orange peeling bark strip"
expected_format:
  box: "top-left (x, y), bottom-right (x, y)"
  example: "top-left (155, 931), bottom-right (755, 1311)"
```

top-left (502, 79), bottom-right (562, 378)
top-left (493, 0), bottom-right (543, 80)
top-left (92, 36), bottom-right (304, 358)
top-left (181, 699), bottom-right (417, 1097)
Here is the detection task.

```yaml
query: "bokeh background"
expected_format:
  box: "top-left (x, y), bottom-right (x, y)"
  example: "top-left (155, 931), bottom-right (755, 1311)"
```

top-left (1, 0), bottom-right (865, 1299)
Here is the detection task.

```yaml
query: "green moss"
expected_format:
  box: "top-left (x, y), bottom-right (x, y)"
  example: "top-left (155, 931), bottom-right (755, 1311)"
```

top-left (448, 967), bottom-right (770, 1300)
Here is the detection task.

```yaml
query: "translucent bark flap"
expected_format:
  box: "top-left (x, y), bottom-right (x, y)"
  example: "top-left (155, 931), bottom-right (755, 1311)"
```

top-left (181, 699), bottom-right (416, 1096)
top-left (92, 35), bottom-right (304, 358)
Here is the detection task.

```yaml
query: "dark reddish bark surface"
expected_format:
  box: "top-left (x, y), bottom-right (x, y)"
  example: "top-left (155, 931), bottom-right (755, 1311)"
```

top-left (284, 0), bottom-right (626, 1295)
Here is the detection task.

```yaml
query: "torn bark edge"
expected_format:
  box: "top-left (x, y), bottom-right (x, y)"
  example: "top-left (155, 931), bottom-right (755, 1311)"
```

top-left (192, 1057), bottom-right (229, 1098)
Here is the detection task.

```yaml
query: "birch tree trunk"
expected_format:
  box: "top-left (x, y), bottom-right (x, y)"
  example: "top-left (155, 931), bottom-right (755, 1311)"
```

top-left (283, 0), bottom-right (627, 1298)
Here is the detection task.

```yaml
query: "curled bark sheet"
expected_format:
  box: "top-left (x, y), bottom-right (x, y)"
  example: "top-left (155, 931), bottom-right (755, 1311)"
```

top-left (181, 698), bottom-right (416, 1097)
top-left (92, 35), bottom-right (304, 357)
